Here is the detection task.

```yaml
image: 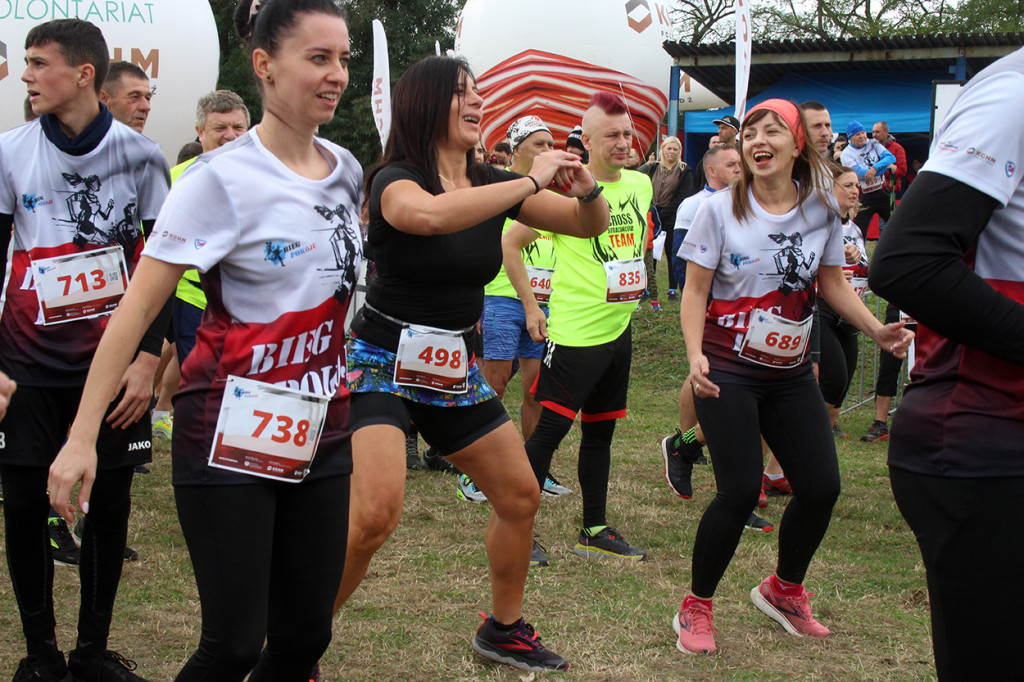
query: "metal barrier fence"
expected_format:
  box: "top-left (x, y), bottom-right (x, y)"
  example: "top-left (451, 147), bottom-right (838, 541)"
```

top-left (838, 292), bottom-right (910, 418)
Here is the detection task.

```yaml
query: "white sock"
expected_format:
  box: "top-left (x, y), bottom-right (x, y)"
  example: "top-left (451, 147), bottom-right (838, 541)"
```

top-left (765, 472), bottom-right (785, 481)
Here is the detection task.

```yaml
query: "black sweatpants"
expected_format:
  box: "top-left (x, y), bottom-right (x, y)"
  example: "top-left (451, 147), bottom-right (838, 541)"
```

top-left (691, 377), bottom-right (840, 598)
top-left (174, 474), bottom-right (350, 682)
top-left (818, 310), bottom-right (860, 406)
top-left (890, 468), bottom-right (1024, 682)
top-left (526, 410), bottom-right (617, 529)
top-left (1, 464), bottom-right (134, 660)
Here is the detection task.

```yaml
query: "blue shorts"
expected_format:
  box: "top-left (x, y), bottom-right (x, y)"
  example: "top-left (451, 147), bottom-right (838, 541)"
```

top-left (482, 295), bottom-right (547, 361)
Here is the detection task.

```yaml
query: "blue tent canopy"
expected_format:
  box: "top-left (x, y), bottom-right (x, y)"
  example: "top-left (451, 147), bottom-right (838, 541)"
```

top-left (682, 69), bottom-right (945, 169)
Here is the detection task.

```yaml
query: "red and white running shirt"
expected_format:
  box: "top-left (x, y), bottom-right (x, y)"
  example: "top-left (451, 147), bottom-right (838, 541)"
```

top-left (679, 184), bottom-right (844, 379)
top-left (0, 119), bottom-right (169, 385)
top-left (143, 130), bottom-right (363, 484)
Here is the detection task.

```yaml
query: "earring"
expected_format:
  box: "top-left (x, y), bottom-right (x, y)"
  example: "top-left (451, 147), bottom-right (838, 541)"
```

top-left (265, 74), bottom-right (273, 83)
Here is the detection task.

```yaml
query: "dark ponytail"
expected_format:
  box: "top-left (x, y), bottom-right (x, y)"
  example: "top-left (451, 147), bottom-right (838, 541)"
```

top-left (233, 0), bottom-right (346, 54)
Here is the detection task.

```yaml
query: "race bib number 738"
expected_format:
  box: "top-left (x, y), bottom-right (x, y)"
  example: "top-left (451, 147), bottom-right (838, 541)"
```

top-left (209, 376), bottom-right (328, 482)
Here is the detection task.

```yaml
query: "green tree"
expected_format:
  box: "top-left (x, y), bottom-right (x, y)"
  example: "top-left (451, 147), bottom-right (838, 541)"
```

top-left (671, 0), bottom-right (1021, 42)
top-left (206, 0), bottom-right (458, 170)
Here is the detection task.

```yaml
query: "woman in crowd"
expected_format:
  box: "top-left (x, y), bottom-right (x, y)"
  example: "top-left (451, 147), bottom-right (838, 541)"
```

top-left (674, 99), bottom-right (913, 655)
top-left (49, 1), bottom-right (361, 679)
top-left (641, 136), bottom-right (693, 300)
top-left (336, 56), bottom-right (608, 673)
top-left (818, 165), bottom-right (870, 435)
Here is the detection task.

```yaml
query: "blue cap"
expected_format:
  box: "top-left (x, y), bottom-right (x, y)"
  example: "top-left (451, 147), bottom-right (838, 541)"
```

top-left (846, 121), bottom-right (866, 138)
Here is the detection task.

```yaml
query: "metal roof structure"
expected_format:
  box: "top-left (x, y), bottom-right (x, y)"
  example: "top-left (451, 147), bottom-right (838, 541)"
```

top-left (664, 33), bottom-right (1024, 102)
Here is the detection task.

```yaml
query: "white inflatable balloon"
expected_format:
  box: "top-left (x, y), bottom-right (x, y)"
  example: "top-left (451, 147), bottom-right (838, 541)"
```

top-left (0, 0), bottom-right (220, 161)
top-left (455, 0), bottom-right (722, 154)
top-left (455, 0), bottom-right (674, 153)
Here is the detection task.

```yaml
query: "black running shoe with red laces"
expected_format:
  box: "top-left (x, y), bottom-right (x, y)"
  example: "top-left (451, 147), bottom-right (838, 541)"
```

top-left (472, 613), bottom-right (569, 672)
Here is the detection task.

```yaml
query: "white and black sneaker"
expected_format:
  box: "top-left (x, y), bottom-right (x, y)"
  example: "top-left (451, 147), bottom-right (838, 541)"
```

top-left (541, 475), bottom-right (572, 497)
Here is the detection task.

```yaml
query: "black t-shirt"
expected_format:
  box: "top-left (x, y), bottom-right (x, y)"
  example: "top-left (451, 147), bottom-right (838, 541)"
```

top-left (353, 163), bottom-right (523, 351)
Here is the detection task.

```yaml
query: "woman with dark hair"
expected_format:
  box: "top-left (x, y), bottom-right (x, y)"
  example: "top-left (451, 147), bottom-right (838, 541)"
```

top-left (339, 55), bottom-right (608, 672)
top-left (818, 165), bottom-right (869, 435)
top-left (49, 1), bottom-right (360, 679)
top-left (673, 100), bottom-right (913, 655)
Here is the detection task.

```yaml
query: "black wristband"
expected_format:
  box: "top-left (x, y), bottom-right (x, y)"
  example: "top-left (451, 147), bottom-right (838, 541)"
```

top-left (525, 175), bottom-right (541, 194)
top-left (579, 182), bottom-right (604, 203)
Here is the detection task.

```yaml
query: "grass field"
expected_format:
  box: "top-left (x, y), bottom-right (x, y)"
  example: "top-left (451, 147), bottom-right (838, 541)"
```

top-left (0, 280), bottom-right (937, 681)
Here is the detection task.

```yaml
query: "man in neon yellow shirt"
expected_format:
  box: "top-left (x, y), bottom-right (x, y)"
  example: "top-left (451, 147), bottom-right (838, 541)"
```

top-left (151, 92), bottom-right (249, 441)
top-left (520, 92), bottom-right (652, 563)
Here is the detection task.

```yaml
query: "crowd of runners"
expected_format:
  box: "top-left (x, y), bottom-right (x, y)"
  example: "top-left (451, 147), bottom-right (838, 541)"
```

top-left (0, 2), bottom-right (1021, 681)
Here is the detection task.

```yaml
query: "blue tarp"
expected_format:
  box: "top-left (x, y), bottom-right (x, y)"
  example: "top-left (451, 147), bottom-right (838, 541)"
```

top-left (682, 69), bottom-right (946, 169)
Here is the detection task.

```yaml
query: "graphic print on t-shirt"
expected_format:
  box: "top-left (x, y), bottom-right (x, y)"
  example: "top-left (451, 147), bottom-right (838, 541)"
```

top-left (56, 172), bottom-right (143, 260)
top-left (592, 191), bottom-right (646, 263)
top-left (313, 203), bottom-right (361, 304)
top-left (767, 231), bottom-right (816, 295)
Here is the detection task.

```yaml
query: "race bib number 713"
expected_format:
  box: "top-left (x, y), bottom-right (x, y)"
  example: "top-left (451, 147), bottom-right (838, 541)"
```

top-left (31, 246), bottom-right (128, 325)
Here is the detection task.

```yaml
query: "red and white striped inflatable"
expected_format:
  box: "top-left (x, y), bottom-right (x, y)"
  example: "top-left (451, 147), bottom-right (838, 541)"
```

top-left (455, 0), bottom-right (675, 154)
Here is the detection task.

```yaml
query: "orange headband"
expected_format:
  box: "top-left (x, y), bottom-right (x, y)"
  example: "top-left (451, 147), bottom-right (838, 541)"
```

top-left (744, 99), bottom-right (806, 153)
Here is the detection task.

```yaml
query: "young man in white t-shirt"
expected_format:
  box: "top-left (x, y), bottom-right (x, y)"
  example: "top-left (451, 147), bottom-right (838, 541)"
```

top-left (0, 19), bottom-right (169, 682)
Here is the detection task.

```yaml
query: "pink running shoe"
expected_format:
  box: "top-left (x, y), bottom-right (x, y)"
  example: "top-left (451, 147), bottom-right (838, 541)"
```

top-left (762, 472), bottom-right (792, 497)
top-left (672, 596), bottom-right (717, 654)
top-left (750, 576), bottom-right (830, 638)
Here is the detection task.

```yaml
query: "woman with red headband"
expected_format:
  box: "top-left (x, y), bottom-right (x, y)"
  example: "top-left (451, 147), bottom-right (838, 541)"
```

top-left (672, 100), bottom-right (913, 655)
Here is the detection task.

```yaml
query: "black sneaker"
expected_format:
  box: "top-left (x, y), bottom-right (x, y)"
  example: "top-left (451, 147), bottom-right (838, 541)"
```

top-left (744, 513), bottom-right (775, 533)
top-left (132, 464), bottom-right (150, 475)
top-left (574, 526), bottom-right (647, 561)
top-left (13, 656), bottom-right (72, 682)
top-left (472, 613), bottom-right (569, 672)
top-left (405, 431), bottom-right (424, 470)
top-left (423, 447), bottom-right (461, 476)
top-left (860, 419), bottom-right (890, 442)
top-left (530, 534), bottom-right (550, 567)
top-left (68, 650), bottom-right (148, 682)
top-left (73, 519), bottom-right (139, 563)
top-left (832, 424), bottom-right (850, 439)
top-left (308, 662), bottom-right (321, 681)
top-left (48, 516), bottom-right (80, 566)
top-left (660, 430), bottom-right (694, 498)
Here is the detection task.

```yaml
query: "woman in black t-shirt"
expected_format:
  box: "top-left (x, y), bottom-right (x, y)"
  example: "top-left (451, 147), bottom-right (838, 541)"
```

top-left (338, 56), bottom-right (609, 673)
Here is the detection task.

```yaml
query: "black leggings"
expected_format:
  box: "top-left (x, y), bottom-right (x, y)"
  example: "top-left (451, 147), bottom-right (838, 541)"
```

top-left (526, 409), bottom-right (617, 528)
top-left (1, 464), bottom-right (134, 659)
top-left (691, 378), bottom-right (840, 598)
top-left (875, 302), bottom-right (908, 398)
top-left (890, 468), bottom-right (1024, 681)
top-left (174, 475), bottom-right (349, 682)
top-left (818, 311), bottom-right (860, 406)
